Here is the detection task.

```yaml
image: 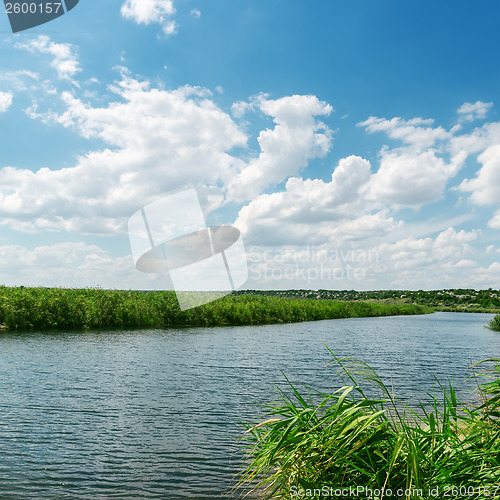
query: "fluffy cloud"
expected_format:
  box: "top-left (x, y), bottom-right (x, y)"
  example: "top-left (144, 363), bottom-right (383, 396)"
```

top-left (459, 144), bottom-right (500, 206)
top-left (488, 211), bottom-right (500, 229)
top-left (365, 148), bottom-right (459, 207)
top-left (360, 116), bottom-right (450, 149)
top-left (0, 71), bottom-right (334, 235)
top-left (235, 104), bottom-right (497, 289)
top-left (359, 116), bottom-right (465, 208)
top-left (244, 226), bottom-right (485, 290)
top-left (453, 121), bottom-right (500, 228)
top-left (15, 36), bottom-right (80, 83)
top-left (0, 74), bottom-right (247, 233)
top-left (457, 101), bottom-right (493, 122)
top-left (372, 227), bottom-right (482, 288)
top-left (2, 63), bottom-right (497, 290)
top-left (0, 91), bottom-right (13, 112)
top-left (470, 262), bottom-right (500, 286)
top-left (235, 155), bottom-right (401, 246)
top-left (121, 0), bottom-right (177, 35)
top-left (0, 242), bottom-right (170, 289)
top-left (228, 94), bottom-right (332, 201)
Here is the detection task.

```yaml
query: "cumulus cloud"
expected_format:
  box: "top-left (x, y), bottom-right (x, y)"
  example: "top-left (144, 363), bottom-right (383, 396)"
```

top-left (0, 91), bottom-right (13, 112)
top-left (235, 155), bottom-right (401, 246)
top-left (360, 116), bottom-right (450, 149)
top-left (365, 148), bottom-right (460, 207)
top-left (452, 121), bottom-right (500, 228)
top-left (359, 116), bottom-right (467, 208)
top-left (488, 210), bottom-right (500, 229)
top-left (2, 61), bottom-right (496, 290)
top-left (243, 226), bottom-right (484, 290)
top-left (374, 227), bottom-right (482, 288)
top-left (228, 94), bottom-right (333, 201)
top-left (121, 0), bottom-right (177, 35)
top-left (0, 74), bottom-right (247, 233)
top-left (457, 101), bottom-right (493, 122)
top-left (190, 8), bottom-right (201, 19)
top-left (459, 144), bottom-right (500, 206)
top-left (385, 227), bottom-right (479, 269)
top-left (15, 36), bottom-right (80, 83)
top-left (0, 242), bottom-right (171, 289)
top-left (0, 71), bottom-right (334, 236)
top-left (470, 262), bottom-right (500, 286)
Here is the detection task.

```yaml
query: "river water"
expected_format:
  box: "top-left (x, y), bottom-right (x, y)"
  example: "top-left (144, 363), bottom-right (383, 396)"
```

top-left (0, 312), bottom-right (499, 499)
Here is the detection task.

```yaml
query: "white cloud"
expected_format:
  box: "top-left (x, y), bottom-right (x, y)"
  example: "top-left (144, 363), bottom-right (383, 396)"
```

top-left (1, 71), bottom-right (333, 237)
top-left (2, 58), bottom-right (496, 291)
top-left (452, 121), bottom-right (500, 227)
top-left (365, 148), bottom-right (459, 208)
top-left (0, 70), bottom-right (40, 86)
top-left (243, 226), bottom-right (485, 290)
top-left (385, 227), bottom-right (479, 270)
top-left (0, 241), bottom-right (171, 289)
top-left (228, 94), bottom-right (333, 201)
top-left (468, 262), bottom-right (500, 287)
top-left (121, 0), bottom-right (177, 35)
top-left (190, 8), bottom-right (201, 19)
top-left (15, 36), bottom-right (80, 83)
top-left (359, 116), bottom-right (465, 208)
top-left (360, 116), bottom-right (450, 149)
top-left (457, 101), bottom-right (493, 122)
top-left (488, 210), bottom-right (500, 229)
top-left (0, 91), bottom-right (13, 112)
top-left (459, 144), bottom-right (500, 206)
top-left (374, 227), bottom-right (482, 288)
top-left (235, 155), bottom-right (401, 246)
top-left (0, 74), bottom-right (247, 233)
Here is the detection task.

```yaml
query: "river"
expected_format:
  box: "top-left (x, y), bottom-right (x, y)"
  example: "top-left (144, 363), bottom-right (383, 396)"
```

top-left (0, 312), bottom-right (499, 499)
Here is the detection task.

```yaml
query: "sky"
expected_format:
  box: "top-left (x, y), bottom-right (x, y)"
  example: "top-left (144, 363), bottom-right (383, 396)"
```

top-left (0, 0), bottom-right (499, 291)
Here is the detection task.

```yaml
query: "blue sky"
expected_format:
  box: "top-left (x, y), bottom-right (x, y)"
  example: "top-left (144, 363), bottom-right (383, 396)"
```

top-left (0, 0), bottom-right (499, 290)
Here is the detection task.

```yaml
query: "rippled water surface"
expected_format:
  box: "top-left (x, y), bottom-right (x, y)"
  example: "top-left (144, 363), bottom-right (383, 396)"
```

top-left (0, 312), bottom-right (499, 499)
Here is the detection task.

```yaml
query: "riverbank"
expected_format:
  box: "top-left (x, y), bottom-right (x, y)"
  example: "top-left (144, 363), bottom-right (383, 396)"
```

top-left (0, 286), bottom-right (432, 330)
top-left (235, 288), bottom-right (500, 313)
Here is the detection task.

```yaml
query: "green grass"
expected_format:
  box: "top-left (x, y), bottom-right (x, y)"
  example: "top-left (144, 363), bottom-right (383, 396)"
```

top-left (237, 349), bottom-right (500, 500)
top-left (0, 286), bottom-right (432, 330)
top-left (487, 314), bottom-right (500, 332)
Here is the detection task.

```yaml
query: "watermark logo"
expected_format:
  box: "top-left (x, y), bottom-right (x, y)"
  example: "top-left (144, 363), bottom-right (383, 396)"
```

top-left (128, 189), bottom-right (248, 310)
top-left (248, 246), bottom-right (378, 286)
top-left (3, 0), bottom-right (79, 33)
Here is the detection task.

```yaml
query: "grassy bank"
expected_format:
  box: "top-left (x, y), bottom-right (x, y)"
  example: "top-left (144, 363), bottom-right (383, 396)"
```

top-left (236, 289), bottom-right (500, 313)
top-left (433, 306), bottom-right (500, 314)
top-left (0, 286), bottom-right (431, 330)
top-left (237, 351), bottom-right (500, 500)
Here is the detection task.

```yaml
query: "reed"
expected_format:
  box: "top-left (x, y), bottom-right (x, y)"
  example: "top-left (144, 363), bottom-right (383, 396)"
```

top-left (487, 314), bottom-right (500, 332)
top-left (0, 286), bottom-right (431, 330)
top-left (237, 349), bottom-right (500, 500)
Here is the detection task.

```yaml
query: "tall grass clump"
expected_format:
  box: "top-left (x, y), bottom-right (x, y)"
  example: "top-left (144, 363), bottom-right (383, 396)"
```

top-left (237, 349), bottom-right (500, 500)
top-left (0, 286), bottom-right (432, 330)
top-left (487, 314), bottom-right (500, 332)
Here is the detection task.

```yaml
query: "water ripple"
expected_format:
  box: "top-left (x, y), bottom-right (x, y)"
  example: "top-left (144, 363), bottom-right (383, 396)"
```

top-left (0, 312), bottom-right (498, 498)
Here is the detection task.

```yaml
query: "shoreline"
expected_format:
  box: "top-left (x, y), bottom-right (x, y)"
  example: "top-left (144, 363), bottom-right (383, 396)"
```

top-left (0, 286), bottom-right (432, 331)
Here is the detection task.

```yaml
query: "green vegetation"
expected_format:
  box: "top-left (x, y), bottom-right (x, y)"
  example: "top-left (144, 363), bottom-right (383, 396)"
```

top-left (236, 288), bottom-right (500, 313)
top-left (0, 286), bottom-right (431, 330)
top-left (237, 351), bottom-right (500, 500)
top-left (487, 314), bottom-right (500, 332)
